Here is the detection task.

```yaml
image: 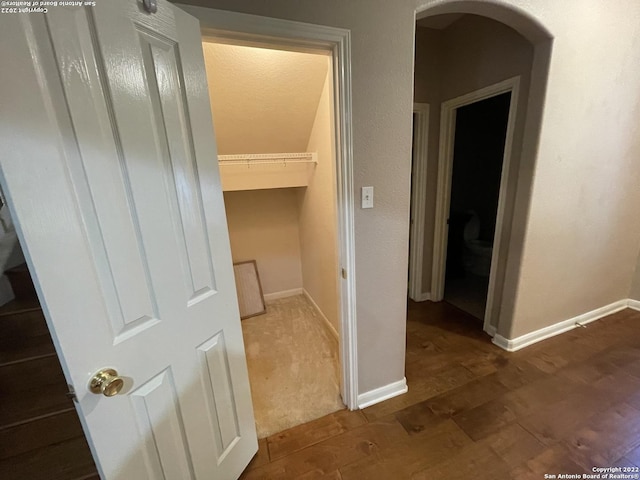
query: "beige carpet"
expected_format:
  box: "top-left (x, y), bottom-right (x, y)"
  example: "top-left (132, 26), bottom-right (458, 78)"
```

top-left (241, 294), bottom-right (344, 438)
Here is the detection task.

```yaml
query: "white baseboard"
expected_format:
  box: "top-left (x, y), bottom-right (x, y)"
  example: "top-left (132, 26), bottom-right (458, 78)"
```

top-left (491, 333), bottom-right (515, 351)
top-left (303, 289), bottom-right (339, 341)
top-left (410, 292), bottom-right (431, 302)
top-left (358, 378), bottom-right (408, 409)
top-left (628, 299), bottom-right (640, 311)
top-left (263, 288), bottom-right (303, 302)
top-left (484, 324), bottom-right (497, 337)
top-left (493, 299), bottom-right (630, 352)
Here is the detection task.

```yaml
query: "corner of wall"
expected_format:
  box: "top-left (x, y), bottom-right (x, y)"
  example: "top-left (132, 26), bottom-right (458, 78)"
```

top-left (297, 58), bottom-right (340, 335)
top-left (630, 247), bottom-right (640, 301)
top-left (357, 377), bottom-right (407, 409)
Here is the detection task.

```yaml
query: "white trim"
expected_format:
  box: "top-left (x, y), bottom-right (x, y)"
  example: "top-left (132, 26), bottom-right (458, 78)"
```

top-left (303, 289), bottom-right (339, 341)
top-left (484, 324), bottom-right (497, 337)
top-left (491, 333), bottom-right (512, 351)
top-left (408, 103), bottom-right (430, 302)
top-left (431, 77), bottom-right (520, 335)
top-left (628, 299), bottom-right (640, 311)
top-left (492, 299), bottom-right (629, 352)
top-left (357, 378), bottom-right (408, 409)
top-left (263, 288), bottom-right (303, 302)
top-left (481, 79), bottom-right (520, 334)
top-left (177, 5), bottom-right (359, 410)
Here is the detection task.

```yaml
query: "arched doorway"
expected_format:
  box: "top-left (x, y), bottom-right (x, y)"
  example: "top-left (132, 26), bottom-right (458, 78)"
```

top-left (409, 1), bottom-right (553, 341)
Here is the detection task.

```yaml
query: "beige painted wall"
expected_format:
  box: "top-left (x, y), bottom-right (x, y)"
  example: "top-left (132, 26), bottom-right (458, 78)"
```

top-left (414, 15), bottom-right (534, 328)
top-left (438, 15), bottom-right (534, 102)
top-left (298, 63), bottom-right (340, 334)
top-left (183, 0), bottom-right (640, 395)
top-left (202, 42), bottom-right (328, 154)
top-left (498, 2), bottom-right (640, 338)
top-left (223, 189), bottom-right (303, 295)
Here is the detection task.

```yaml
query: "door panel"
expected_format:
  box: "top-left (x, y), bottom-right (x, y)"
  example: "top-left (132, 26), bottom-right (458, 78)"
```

top-left (45, 7), bottom-right (165, 344)
top-left (130, 369), bottom-right (195, 479)
top-left (0, 1), bottom-right (257, 479)
top-left (137, 24), bottom-right (218, 305)
top-left (197, 331), bottom-right (241, 458)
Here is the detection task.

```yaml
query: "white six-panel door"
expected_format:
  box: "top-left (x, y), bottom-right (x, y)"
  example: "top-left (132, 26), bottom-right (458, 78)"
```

top-left (0, 1), bottom-right (257, 478)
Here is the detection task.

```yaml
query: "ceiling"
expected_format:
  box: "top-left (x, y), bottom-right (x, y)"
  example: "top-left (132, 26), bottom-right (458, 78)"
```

top-left (417, 13), bottom-right (465, 30)
top-left (202, 42), bottom-right (330, 155)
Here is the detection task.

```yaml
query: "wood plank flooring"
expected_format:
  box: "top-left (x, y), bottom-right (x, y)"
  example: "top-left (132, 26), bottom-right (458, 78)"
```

top-left (241, 300), bottom-right (640, 479)
top-left (0, 266), bottom-right (98, 480)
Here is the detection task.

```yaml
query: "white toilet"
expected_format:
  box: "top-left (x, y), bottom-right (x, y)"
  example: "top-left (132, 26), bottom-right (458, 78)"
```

top-left (463, 211), bottom-right (493, 277)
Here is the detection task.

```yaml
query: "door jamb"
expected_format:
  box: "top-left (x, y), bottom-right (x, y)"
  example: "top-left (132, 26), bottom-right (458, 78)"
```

top-left (177, 5), bottom-right (359, 410)
top-left (408, 103), bottom-right (430, 302)
top-left (431, 76), bottom-right (520, 335)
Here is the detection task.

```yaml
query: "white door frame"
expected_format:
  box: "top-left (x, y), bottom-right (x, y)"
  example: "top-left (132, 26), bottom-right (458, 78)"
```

top-left (431, 76), bottom-right (520, 335)
top-left (177, 5), bottom-right (359, 410)
top-left (408, 103), bottom-right (430, 302)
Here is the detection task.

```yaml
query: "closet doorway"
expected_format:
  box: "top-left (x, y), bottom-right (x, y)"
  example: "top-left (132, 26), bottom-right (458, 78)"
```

top-left (202, 42), bottom-right (345, 438)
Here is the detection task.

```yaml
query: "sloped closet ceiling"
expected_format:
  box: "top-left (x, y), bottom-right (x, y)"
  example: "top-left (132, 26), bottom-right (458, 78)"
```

top-left (202, 42), bottom-right (329, 155)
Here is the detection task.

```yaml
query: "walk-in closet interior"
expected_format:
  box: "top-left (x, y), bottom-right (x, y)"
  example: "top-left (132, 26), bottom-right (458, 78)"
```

top-left (202, 41), bottom-right (344, 437)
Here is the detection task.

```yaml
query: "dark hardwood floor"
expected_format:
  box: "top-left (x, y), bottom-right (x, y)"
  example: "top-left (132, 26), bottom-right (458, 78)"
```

top-left (0, 265), bottom-right (98, 480)
top-left (241, 300), bottom-right (640, 479)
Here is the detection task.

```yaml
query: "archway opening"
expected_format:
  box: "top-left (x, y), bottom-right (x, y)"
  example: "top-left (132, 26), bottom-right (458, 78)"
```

top-left (408, 2), bottom-right (553, 340)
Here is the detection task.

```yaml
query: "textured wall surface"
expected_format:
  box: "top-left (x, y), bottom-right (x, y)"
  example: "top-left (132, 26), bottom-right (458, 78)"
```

top-left (479, 0), bottom-right (640, 337)
top-left (181, 0), bottom-right (640, 395)
top-left (298, 64), bottom-right (340, 334)
top-left (202, 42), bottom-right (329, 154)
top-left (223, 189), bottom-right (303, 295)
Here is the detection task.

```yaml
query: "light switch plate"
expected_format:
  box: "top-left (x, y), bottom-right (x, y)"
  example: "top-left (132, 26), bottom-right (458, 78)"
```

top-left (361, 186), bottom-right (373, 209)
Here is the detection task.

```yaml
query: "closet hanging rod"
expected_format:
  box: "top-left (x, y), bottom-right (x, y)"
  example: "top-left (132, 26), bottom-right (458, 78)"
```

top-left (218, 152), bottom-right (317, 166)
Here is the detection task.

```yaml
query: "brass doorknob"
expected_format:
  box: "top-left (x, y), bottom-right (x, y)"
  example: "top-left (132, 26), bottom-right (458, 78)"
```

top-left (89, 368), bottom-right (124, 397)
